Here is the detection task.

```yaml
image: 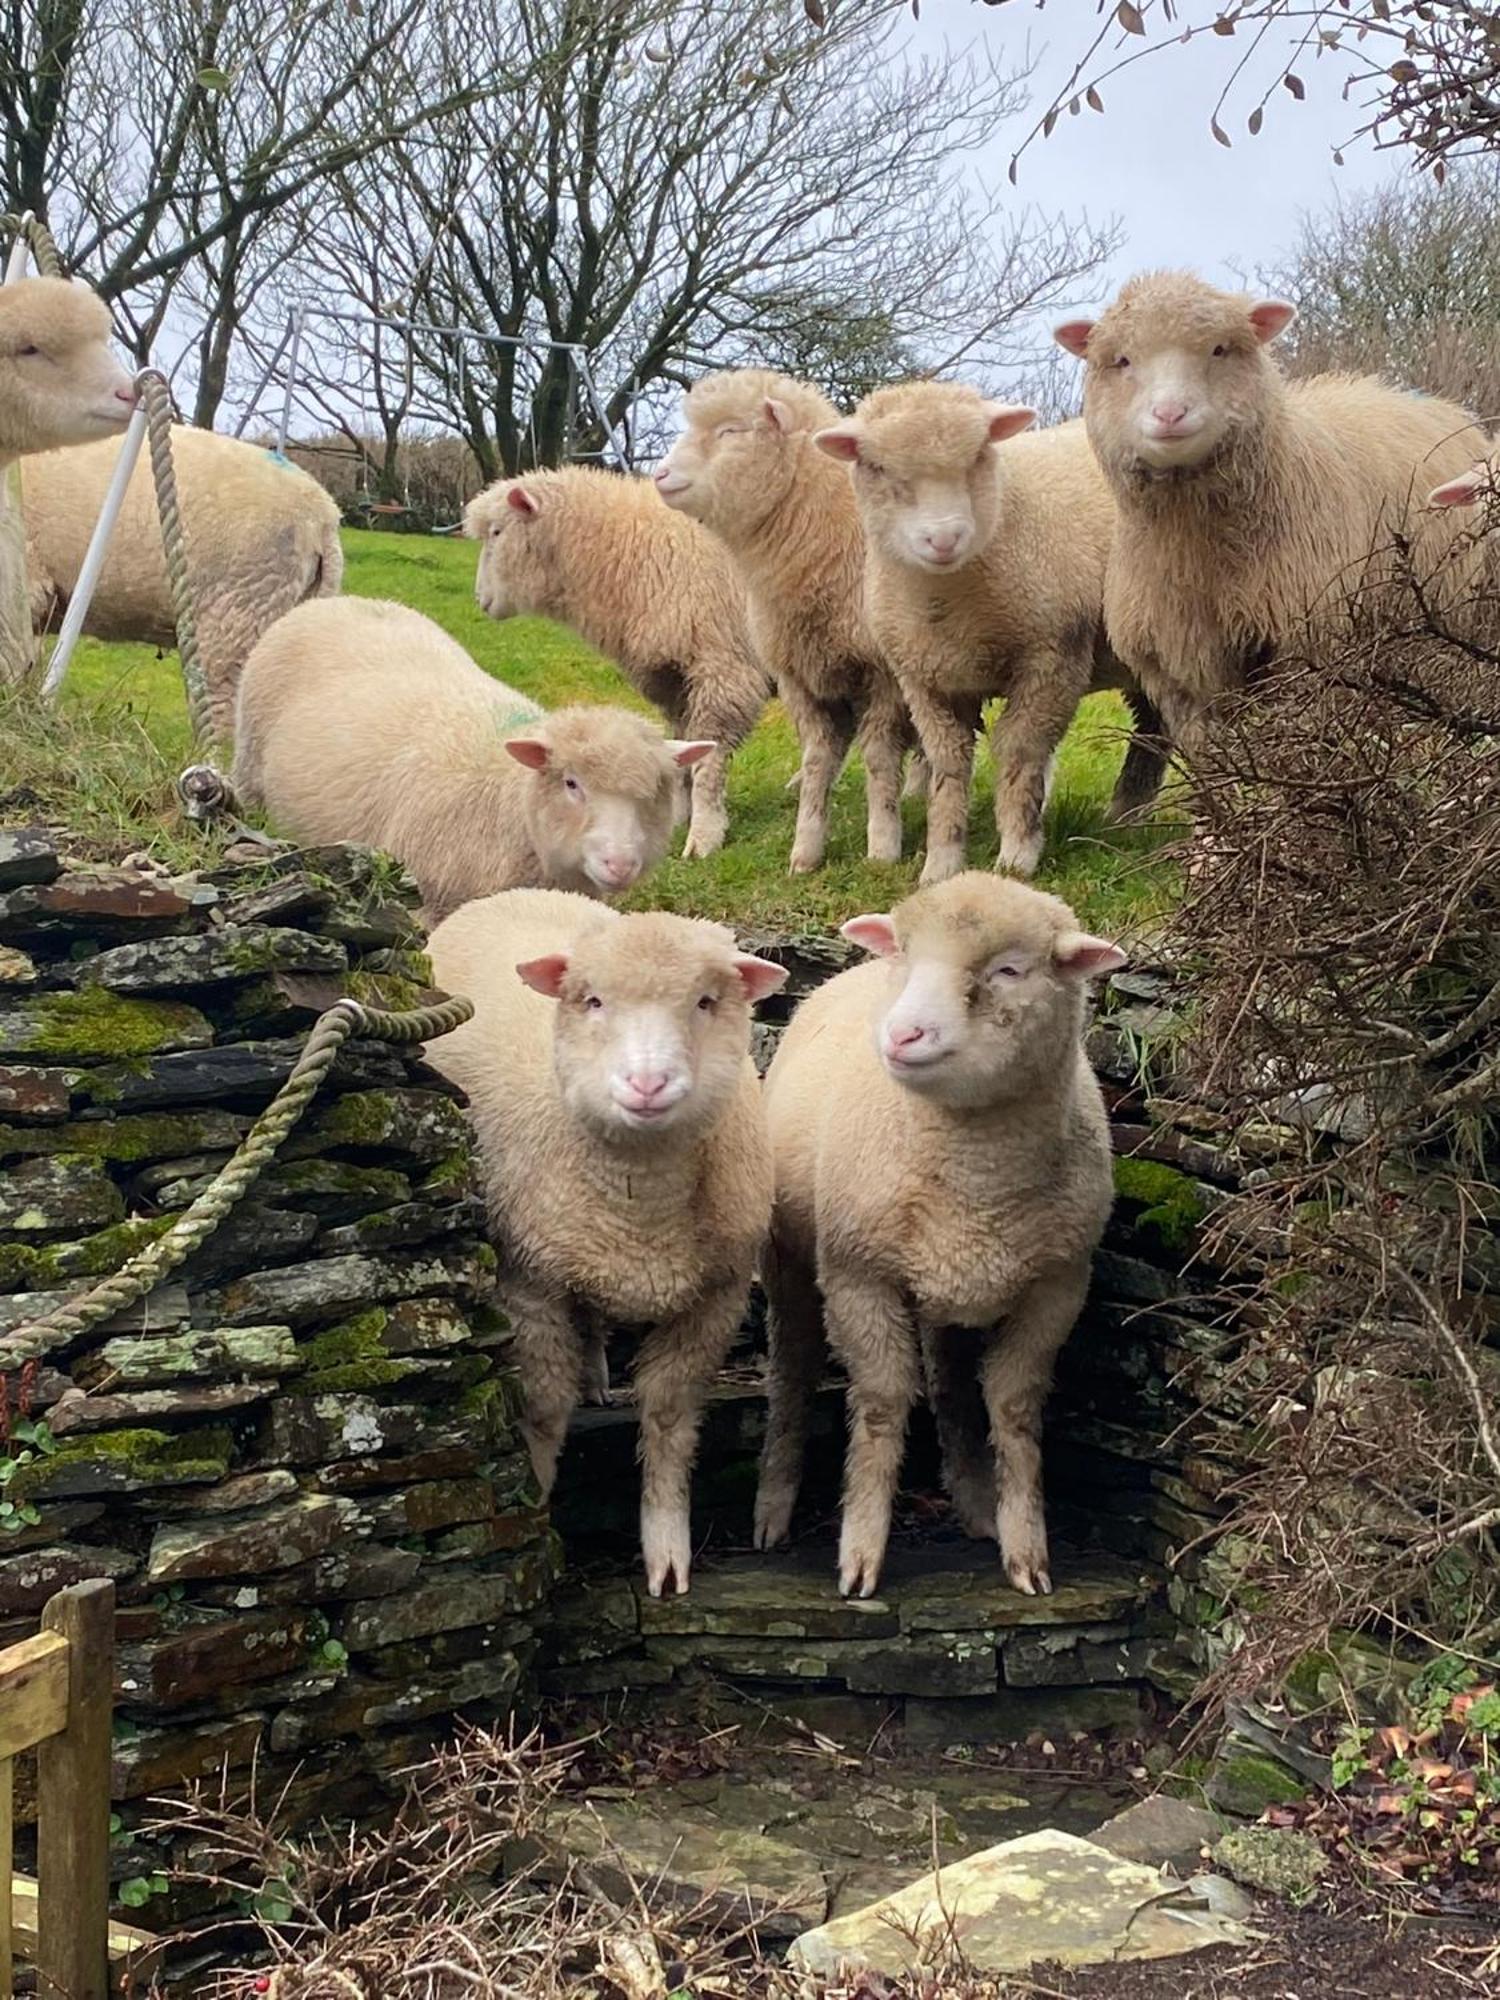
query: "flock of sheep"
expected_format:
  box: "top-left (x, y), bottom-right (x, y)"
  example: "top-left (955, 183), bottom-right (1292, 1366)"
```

top-left (2, 263), bottom-right (1492, 1601)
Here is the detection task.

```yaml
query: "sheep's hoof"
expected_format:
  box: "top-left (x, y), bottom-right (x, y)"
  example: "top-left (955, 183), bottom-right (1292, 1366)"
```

top-left (753, 1492), bottom-right (794, 1551)
top-left (681, 823), bottom-right (727, 861)
top-left (838, 1545), bottom-right (885, 1599)
top-left (788, 848), bottom-right (823, 875)
top-left (952, 1491), bottom-right (999, 1541)
top-left (1003, 1554), bottom-right (1053, 1596)
top-left (866, 829), bottom-right (904, 865)
top-left (642, 1506), bottom-right (692, 1597)
top-left (919, 849), bottom-right (964, 887)
top-left (994, 839), bottom-right (1043, 880)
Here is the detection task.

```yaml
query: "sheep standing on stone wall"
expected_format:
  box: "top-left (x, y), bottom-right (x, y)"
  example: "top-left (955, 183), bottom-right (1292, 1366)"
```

top-left (233, 597), bottom-right (711, 921)
top-left (23, 428), bottom-right (344, 742)
top-left (654, 369), bottom-right (918, 874)
top-left (1055, 270), bottom-right (1489, 756)
top-left (818, 381), bottom-right (1168, 884)
top-left (0, 277), bottom-right (136, 464)
top-left (465, 467), bottom-right (769, 859)
top-left (754, 872), bottom-right (1124, 1601)
top-left (425, 888), bottom-right (787, 1595)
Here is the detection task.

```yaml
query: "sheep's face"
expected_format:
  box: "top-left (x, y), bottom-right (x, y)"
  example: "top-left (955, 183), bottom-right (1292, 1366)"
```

top-left (516, 914), bottom-right (785, 1143)
top-left (506, 706), bottom-right (714, 898)
top-left (0, 279), bottom-right (135, 457)
top-left (1056, 271), bottom-right (1296, 478)
top-left (816, 387), bottom-right (1034, 574)
top-left (466, 482), bottom-right (555, 622)
top-left (842, 872), bottom-right (1125, 1110)
top-left (653, 371), bottom-right (832, 544)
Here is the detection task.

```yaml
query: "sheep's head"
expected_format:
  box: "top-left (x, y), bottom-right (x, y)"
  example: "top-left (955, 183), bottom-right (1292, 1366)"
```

top-left (465, 477), bottom-right (562, 622)
top-left (0, 278), bottom-right (136, 458)
top-left (516, 910), bottom-right (785, 1144)
top-left (653, 369), bottom-right (836, 544)
top-left (842, 872), bottom-right (1125, 1109)
top-left (1056, 270), bottom-right (1295, 480)
top-left (505, 704), bottom-right (713, 897)
top-left (816, 383), bottom-right (1034, 574)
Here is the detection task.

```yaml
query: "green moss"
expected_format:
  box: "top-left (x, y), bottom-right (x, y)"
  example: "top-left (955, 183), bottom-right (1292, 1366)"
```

top-left (343, 970), bottom-right (425, 1013)
top-left (296, 1308), bottom-right (412, 1392)
top-left (0, 1111), bottom-right (239, 1167)
top-left (1211, 1753), bottom-right (1305, 1816)
top-left (1112, 1156), bottom-right (1208, 1251)
top-left (16, 1423), bottom-right (233, 1498)
top-left (0, 1243), bottom-right (35, 1287)
top-left (7, 988), bottom-right (211, 1061)
top-left (312, 1091), bottom-right (400, 1147)
top-left (1212, 1826), bottom-right (1327, 1904)
top-left (419, 1151), bottom-right (475, 1201)
top-left (27, 1214), bottom-right (173, 1285)
top-left (301, 1359), bottom-right (411, 1392)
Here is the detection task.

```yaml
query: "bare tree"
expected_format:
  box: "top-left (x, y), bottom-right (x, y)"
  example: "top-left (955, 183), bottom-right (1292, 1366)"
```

top-left (982, 0), bottom-right (1500, 180)
top-left (283, 0), bottom-right (1115, 474)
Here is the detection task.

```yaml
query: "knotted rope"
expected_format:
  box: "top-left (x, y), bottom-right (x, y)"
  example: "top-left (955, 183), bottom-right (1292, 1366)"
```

top-left (0, 212), bottom-right (65, 278)
top-left (0, 992), bottom-right (474, 1372)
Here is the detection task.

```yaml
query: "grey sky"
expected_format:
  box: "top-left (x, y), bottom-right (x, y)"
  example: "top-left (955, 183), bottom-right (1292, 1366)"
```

top-left (909, 5), bottom-right (1403, 305)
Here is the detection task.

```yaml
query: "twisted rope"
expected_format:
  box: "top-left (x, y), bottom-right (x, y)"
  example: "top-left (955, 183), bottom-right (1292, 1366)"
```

top-left (0, 992), bottom-right (474, 1372)
top-left (135, 368), bottom-right (218, 752)
top-left (0, 212), bottom-right (65, 277)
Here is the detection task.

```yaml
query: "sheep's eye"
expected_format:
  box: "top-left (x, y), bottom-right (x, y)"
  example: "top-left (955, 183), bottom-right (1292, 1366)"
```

top-left (1211, 343), bottom-right (1228, 358)
top-left (990, 963), bottom-right (1024, 981)
top-left (563, 773), bottom-right (584, 798)
top-left (17, 344), bottom-right (39, 358)
top-left (584, 994), bottom-right (603, 1012)
top-left (717, 423), bottom-right (746, 439)
top-left (697, 993), bottom-right (716, 1012)
top-left (1113, 354), bottom-right (1130, 371)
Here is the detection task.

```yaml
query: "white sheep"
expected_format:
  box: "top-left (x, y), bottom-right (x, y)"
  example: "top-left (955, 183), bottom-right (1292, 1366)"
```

top-left (23, 427), bottom-right (344, 741)
top-left (753, 871), bottom-right (1124, 1600)
top-left (233, 597), bottom-right (711, 921)
top-left (0, 277), bottom-right (135, 465)
top-left (654, 368), bottom-right (917, 874)
top-left (1054, 270), bottom-right (1489, 753)
top-left (425, 887), bottom-right (787, 1594)
top-left (817, 381), bottom-right (1167, 883)
top-left (465, 467), bottom-right (769, 859)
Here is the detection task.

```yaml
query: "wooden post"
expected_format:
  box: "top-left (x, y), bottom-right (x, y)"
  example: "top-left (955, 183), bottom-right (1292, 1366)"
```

top-left (0, 1751), bottom-right (12, 1999)
top-left (37, 1580), bottom-right (113, 2000)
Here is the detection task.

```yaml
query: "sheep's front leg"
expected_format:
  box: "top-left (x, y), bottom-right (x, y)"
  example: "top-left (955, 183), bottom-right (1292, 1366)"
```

top-left (978, 1265), bottom-right (1088, 1595)
top-left (679, 661), bottom-right (765, 859)
top-left (779, 676), bottom-right (855, 874)
top-left (499, 1272), bottom-right (585, 1499)
top-left (989, 657), bottom-right (1083, 878)
top-left (754, 1231), bottom-right (827, 1549)
top-left (822, 1262), bottom-right (919, 1598)
top-left (579, 1323), bottom-right (611, 1406)
top-left (1108, 682), bottom-right (1170, 824)
top-left (633, 1280), bottom-right (746, 1596)
top-left (855, 668), bottom-right (910, 864)
top-left (919, 1321), bottom-right (995, 1541)
top-left (903, 682), bottom-right (980, 886)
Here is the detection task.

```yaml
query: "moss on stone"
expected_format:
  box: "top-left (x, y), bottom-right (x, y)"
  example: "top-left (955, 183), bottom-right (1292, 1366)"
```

top-left (1212, 1826), bottom-right (1327, 1904)
top-left (1112, 1157), bottom-right (1208, 1251)
top-left (1210, 1753), bottom-right (1305, 1817)
top-left (418, 1151), bottom-right (474, 1199)
top-left (7, 988), bottom-right (211, 1061)
top-left (296, 1308), bottom-right (415, 1392)
top-left (28, 1214), bottom-right (173, 1284)
top-left (343, 971), bottom-right (426, 1013)
top-left (16, 1423), bottom-right (233, 1499)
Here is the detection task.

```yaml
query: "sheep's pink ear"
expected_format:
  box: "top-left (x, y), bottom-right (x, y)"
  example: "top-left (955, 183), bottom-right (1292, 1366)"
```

top-left (1429, 467), bottom-right (1487, 509)
top-left (983, 402), bottom-right (1035, 444)
top-left (763, 396), bottom-right (794, 433)
top-left (1054, 930), bottom-right (1127, 980)
top-left (506, 485), bottom-right (540, 517)
top-left (732, 954), bottom-right (788, 1004)
top-left (814, 425), bottom-right (863, 464)
top-left (504, 736), bottom-right (551, 770)
top-left (667, 738), bottom-right (716, 768)
top-left (1053, 318), bottom-right (1095, 359)
top-left (516, 952), bottom-right (570, 997)
top-left (1247, 299), bottom-right (1296, 345)
top-left (840, 914), bottom-right (900, 958)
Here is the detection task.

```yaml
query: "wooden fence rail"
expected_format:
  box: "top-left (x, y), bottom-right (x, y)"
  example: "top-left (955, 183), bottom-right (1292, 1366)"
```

top-left (0, 1579), bottom-right (157, 1999)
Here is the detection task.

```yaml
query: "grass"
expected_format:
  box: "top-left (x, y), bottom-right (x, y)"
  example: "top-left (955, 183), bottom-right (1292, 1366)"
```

top-left (9, 525), bottom-right (1178, 936)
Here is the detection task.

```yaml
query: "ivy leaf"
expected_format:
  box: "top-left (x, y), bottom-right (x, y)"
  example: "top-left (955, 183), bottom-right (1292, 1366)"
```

top-left (118, 1877), bottom-right (156, 1909)
top-left (195, 65), bottom-right (231, 91)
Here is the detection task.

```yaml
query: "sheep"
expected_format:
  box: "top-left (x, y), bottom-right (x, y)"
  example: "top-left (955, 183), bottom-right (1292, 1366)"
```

top-left (816, 381), bottom-right (1168, 884)
top-left (653, 367), bottom-right (917, 874)
top-left (23, 426), bottom-right (344, 741)
top-left (233, 597), bottom-right (712, 921)
top-left (464, 466), bottom-right (769, 859)
top-left (1053, 270), bottom-right (1489, 755)
top-left (752, 871), bottom-right (1124, 1600)
top-left (424, 887), bottom-right (787, 1594)
top-left (0, 277), bottom-right (135, 464)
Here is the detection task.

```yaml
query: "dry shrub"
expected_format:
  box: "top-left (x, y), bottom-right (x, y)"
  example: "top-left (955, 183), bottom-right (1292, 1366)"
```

top-left (1165, 524), bottom-right (1500, 1700)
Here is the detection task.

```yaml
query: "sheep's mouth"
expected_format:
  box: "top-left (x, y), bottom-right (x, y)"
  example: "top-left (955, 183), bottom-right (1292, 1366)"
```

top-left (884, 1046), bottom-right (953, 1080)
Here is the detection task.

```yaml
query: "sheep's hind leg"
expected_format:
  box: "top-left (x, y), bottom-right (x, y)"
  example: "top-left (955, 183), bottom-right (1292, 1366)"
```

top-left (989, 661), bottom-right (1078, 879)
top-left (754, 1232), bottom-right (827, 1549)
top-left (634, 1281), bottom-right (746, 1596)
top-left (856, 671), bottom-right (910, 864)
top-left (978, 1265), bottom-right (1088, 1595)
top-left (501, 1274), bottom-right (585, 1500)
top-left (780, 679), bottom-right (854, 874)
top-left (1107, 684), bottom-right (1170, 823)
top-left (905, 684), bottom-right (980, 886)
top-left (920, 1322), bottom-right (996, 1540)
top-left (822, 1263), bottom-right (920, 1598)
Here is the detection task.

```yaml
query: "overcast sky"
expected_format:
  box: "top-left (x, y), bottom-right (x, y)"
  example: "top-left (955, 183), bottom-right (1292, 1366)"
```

top-left (908, 3), bottom-right (1404, 306)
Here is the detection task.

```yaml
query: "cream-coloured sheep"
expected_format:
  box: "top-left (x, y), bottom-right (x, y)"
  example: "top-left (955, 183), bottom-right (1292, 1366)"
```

top-left (0, 277), bottom-right (135, 464)
top-left (233, 597), bottom-right (711, 921)
top-left (1054, 271), bottom-right (1488, 752)
top-left (818, 381), bottom-right (1167, 883)
top-left (465, 467), bottom-right (768, 859)
top-left (24, 427), bottom-right (343, 741)
top-left (425, 888), bottom-right (787, 1594)
top-left (753, 872), bottom-right (1124, 1600)
top-left (654, 368), bottom-right (917, 874)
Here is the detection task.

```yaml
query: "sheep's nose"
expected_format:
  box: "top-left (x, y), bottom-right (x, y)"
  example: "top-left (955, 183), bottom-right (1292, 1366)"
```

top-left (924, 529), bottom-right (961, 559)
top-left (624, 1072), bottom-right (669, 1102)
top-left (114, 384), bottom-right (137, 406)
top-left (1150, 401), bottom-right (1188, 429)
top-left (599, 854), bottom-right (639, 886)
top-left (887, 1022), bottom-right (927, 1049)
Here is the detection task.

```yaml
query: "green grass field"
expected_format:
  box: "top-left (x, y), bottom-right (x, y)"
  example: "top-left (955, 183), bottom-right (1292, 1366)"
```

top-left (6, 526), bottom-right (1178, 937)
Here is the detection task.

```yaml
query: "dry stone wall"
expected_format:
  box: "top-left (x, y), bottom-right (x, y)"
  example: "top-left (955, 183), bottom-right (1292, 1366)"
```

top-left (0, 827), bottom-right (556, 1904)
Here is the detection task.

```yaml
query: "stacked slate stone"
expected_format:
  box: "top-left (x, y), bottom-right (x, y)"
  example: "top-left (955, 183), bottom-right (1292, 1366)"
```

top-left (0, 827), bottom-right (554, 1897)
top-left (545, 939), bottom-right (1250, 1740)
